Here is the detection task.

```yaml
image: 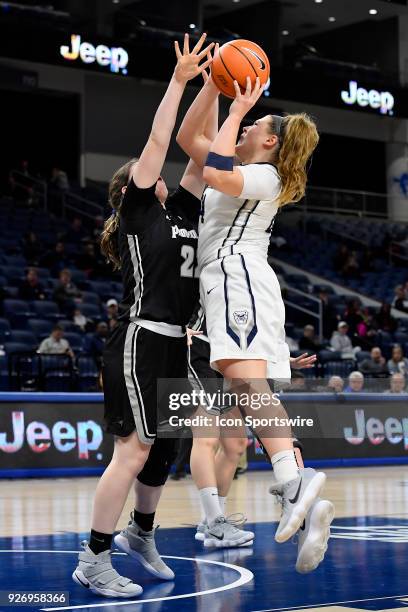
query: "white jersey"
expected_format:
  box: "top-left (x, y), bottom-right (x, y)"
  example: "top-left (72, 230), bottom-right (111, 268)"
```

top-left (197, 163), bottom-right (281, 272)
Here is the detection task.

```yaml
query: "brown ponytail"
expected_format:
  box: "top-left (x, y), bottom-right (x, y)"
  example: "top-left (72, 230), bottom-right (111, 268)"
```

top-left (100, 159), bottom-right (136, 269)
top-left (269, 113), bottom-right (319, 207)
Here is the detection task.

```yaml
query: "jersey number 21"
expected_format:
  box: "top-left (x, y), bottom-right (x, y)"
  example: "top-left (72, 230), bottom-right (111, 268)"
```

top-left (180, 245), bottom-right (199, 278)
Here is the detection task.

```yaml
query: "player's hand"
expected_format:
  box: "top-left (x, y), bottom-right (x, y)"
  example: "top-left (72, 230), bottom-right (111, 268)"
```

top-left (174, 33), bottom-right (215, 83)
top-left (186, 328), bottom-right (203, 346)
top-left (290, 353), bottom-right (317, 369)
top-left (229, 76), bottom-right (264, 119)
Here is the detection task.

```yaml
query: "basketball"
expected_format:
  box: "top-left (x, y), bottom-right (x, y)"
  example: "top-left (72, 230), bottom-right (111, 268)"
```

top-left (211, 39), bottom-right (270, 98)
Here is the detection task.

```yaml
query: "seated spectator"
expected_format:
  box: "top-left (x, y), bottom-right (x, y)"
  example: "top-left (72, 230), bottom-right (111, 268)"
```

top-left (387, 345), bottom-right (408, 375)
top-left (342, 252), bottom-right (360, 279)
top-left (18, 268), bottom-right (46, 301)
top-left (344, 299), bottom-right (363, 338)
top-left (73, 308), bottom-right (91, 332)
top-left (75, 242), bottom-right (98, 276)
top-left (393, 285), bottom-right (408, 313)
top-left (53, 269), bottom-right (82, 315)
top-left (299, 324), bottom-right (324, 352)
top-left (333, 244), bottom-right (349, 273)
top-left (64, 217), bottom-right (89, 244)
top-left (375, 302), bottom-right (397, 334)
top-left (22, 232), bottom-right (43, 265)
top-left (38, 325), bottom-right (74, 358)
top-left (50, 167), bottom-right (70, 192)
top-left (83, 322), bottom-right (109, 366)
top-left (355, 308), bottom-right (377, 351)
top-left (359, 346), bottom-right (388, 377)
top-left (344, 371), bottom-right (365, 393)
top-left (384, 372), bottom-right (406, 394)
top-left (286, 370), bottom-right (306, 392)
top-left (327, 375), bottom-right (344, 393)
top-left (330, 322), bottom-right (358, 358)
top-left (40, 242), bottom-right (71, 276)
top-left (106, 299), bottom-right (119, 320)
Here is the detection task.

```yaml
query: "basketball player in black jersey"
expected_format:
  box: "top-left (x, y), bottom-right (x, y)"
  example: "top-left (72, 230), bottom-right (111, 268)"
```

top-left (72, 33), bottom-right (215, 599)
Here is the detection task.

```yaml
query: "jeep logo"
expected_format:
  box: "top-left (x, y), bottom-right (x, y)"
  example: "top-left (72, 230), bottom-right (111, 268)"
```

top-left (341, 80), bottom-right (394, 115)
top-left (60, 34), bottom-right (129, 75)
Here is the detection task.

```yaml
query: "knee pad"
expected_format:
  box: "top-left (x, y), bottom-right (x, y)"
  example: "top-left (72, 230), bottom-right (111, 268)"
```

top-left (137, 438), bottom-right (178, 487)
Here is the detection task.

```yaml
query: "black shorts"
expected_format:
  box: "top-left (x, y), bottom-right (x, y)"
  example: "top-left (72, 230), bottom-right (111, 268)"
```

top-left (103, 321), bottom-right (188, 443)
top-left (187, 337), bottom-right (224, 414)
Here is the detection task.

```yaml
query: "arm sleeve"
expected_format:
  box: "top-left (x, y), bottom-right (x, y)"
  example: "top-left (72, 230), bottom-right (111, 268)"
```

top-left (166, 185), bottom-right (201, 224)
top-left (238, 164), bottom-right (281, 201)
top-left (120, 177), bottom-right (163, 234)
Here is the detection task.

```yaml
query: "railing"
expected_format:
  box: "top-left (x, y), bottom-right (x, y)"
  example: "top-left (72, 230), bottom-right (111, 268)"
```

top-left (62, 191), bottom-right (104, 222)
top-left (10, 170), bottom-right (48, 211)
top-left (282, 285), bottom-right (323, 342)
top-left (302, 185), bottom-right (390, 219)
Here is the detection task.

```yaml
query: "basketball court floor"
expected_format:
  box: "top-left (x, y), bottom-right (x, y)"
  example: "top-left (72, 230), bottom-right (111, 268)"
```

top-left (2, 466), bottom-right (408, 612)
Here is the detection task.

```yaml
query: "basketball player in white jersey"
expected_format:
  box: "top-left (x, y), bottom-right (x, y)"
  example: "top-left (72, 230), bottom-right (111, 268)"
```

top-left (177, 72), bottom-right (334, 570)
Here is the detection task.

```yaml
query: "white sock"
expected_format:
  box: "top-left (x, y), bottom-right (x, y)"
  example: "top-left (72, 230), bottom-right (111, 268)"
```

top-left (271, 450), bottom-right (299, 484)
top-left (199, 487), bottom-right (222, 525)
top-left (218, 496), bottom-right (227, 516)
top-left (199, 497), bottom-right (207, 524)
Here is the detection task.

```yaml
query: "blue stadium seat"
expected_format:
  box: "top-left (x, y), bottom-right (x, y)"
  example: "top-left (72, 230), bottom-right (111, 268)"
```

top-left (356, 350), bottom-right (371, 363)
top-left (3, 342), bottom-right (32, 354)
top-left (3, 266), bottom-right (25, 284)
top-left (324, 360), bottom-right (355, 377)
top-left (3, 299), bottom-right (33, 328)
top-left (82, 291), bottom-right (101, 305)
top-left (0, 318), bottom-right (11, 343)
top-left (63, 332), bottom-right (84, 352)
top-left (32, 300), bottom-right (61, 319)
top-left (59, 320), bottom-right (83, 333)
top-left (2, 255), bottom-right (27, 267)
top-left (77, 303), bottom-right (101, 319)
top-left (318, 350), bottom-right (342, 363)
top-left (9, 331), bottom-right (38, 351)
top-left (40, 354), bottom-right (74, 392)
top-left (77, 354), bottom-right (99, 391)
top-left (394, 332), bottom-right (408, 345)
top-left (27, 319), bottom-right (54, 340)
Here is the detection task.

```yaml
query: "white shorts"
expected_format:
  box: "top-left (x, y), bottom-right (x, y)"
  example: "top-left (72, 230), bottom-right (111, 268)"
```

top-left (200, 253), bottom-right (291, 377)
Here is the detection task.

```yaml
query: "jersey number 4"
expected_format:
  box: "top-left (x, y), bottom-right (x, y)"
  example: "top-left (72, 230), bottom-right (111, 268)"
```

top-left (180, 245), bottom-right (199, 278)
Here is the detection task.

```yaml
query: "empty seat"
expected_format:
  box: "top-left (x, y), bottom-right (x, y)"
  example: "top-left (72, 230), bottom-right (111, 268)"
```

top-left (32, 300), bottom-right (61, 319)
top-left (63, 332), bottom-right (84, 352)
top-left (27, 319), bottom-right (54, 340)
top-left (82, 291), bottom-right (101, 305)
top-left (3, 342), bottom-right (32, 354)
top-left (77, 303), bottom-right (101, 319)
top-left (0, 318), bottom-right (11, 343)
top-left (9, 331), bottom-right (38, 351)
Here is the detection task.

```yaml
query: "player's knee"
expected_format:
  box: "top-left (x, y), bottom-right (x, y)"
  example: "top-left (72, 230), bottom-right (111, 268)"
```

top-left (221, 437), bottom-right (247, 460)
top-left (137, 438), bottom-right (178, 487)
top-left (194, 437), bottom-right (219, 455)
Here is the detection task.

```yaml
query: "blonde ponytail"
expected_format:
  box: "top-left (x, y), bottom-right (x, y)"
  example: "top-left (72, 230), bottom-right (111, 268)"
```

top-left (270, 113), bottom-right (319, 207)
top-left (100, 159), bottom-right (136, 269)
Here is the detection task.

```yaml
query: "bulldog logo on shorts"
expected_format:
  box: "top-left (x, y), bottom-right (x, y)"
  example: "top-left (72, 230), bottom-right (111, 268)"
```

top-left (233, 310), bottom-right (248, 325)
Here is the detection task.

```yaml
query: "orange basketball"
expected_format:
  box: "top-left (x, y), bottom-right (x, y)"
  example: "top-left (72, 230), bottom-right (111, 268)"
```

top-left (211, 39), bottom-right (270, 99)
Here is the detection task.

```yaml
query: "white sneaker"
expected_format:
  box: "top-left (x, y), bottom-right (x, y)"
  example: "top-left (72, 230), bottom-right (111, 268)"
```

top-left (296, 499), bottom-right (334, 573)
top-left (204, 516), bottom-right (254, 549)
top-left (195, 521), bottom-right (207, 542)
top-left (72, 541), bottom-right (142, 598)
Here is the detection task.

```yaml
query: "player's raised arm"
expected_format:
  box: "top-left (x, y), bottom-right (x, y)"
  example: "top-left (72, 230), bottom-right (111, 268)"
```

top-left (202, 77), bottom-right (264, 197)
top-left (176, 46), bottom-right (221, 168)
top-left (132, 33), bottom-right (214, 189)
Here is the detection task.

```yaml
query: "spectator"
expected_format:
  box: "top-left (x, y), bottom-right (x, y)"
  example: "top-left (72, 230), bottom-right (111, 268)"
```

top-left (384, 372), bottom-right (406, 394)
top-left (387, 345), bottom-right (408, 375)
top-left (330, 322), bottom-right (357, 358)
top-left (73, 308), bottom-right (89, 332)
top-left (40, 242), bottom-right (71, 276)
top-left (286, 370), bottom-right (306, 392)
top-left (93, 215), bottom-right (105, 240)
top-left (106, 299), bottom-right (119, 320)
top-left (64, 217), bottom-right (89, 244)
top-left (359, 346), bottom-right (388, 377)
top-left (344, 371), bottom-right (365, 393)
top-left (318, 290), bottom-right (338, 339)
top-left (18, 268), bottom-right (46, 301)
top-left (344, 299), bottom-right (363, 338)
top-left (22, 232), bottom-right (43, 265)
top-left (355, 308), bottom-right (377, 351)
top-left (375, 303), bottom-right (397, 334)
top-left (393, 286), bottom-right (408, 313)
top-left (327, 375), bottom-right (344, 393)
top-left (299, 324), bottom-right (324, 352)
top-left (83, 322), bottom-right (109, 365)
top-left (53, 269), bottom-right (82, 315)
top-left (38, 325), bottom-right (74, 358)
top-left (342, 252), bottom-right (360, 279)
top-left (76, 242), bottom-right (98, 276)
top-left (333, 244), bottom-right (349, 273)
top-left (50, 167), bottom-right (70, 192)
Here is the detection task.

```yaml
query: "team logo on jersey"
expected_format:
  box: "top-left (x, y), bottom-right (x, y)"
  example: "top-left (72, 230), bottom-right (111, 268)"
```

top-left (171, 225), bottom-right (198, 239)
top-left (233, 310), bottom-right (249, 325)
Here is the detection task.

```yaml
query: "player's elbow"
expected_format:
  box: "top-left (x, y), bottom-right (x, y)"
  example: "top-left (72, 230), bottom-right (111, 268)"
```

top-left (202, 166), bottom-right (220, 188)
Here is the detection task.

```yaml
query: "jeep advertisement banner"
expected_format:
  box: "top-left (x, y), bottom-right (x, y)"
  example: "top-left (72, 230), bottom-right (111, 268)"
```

top-left (0, 400), bottom-right (113, 470)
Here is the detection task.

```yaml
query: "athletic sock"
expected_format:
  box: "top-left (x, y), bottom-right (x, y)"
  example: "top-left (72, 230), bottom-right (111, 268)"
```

top-left (271, 450), bottom-right (299, 484)
top-left (199, 497), bottom-right (207, 524)
top-left (89, 529), bottom-right (113, 555)
top-left (199, 487), bottom-right (222, 525)
top-left (218, 496), bottom-right (227, 516)
top-left (133, 510), bottom-right (155, 533)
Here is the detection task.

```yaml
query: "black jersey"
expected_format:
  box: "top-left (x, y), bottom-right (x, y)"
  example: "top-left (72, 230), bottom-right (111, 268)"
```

top-left (117, 178), bottom-right (200, 327)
